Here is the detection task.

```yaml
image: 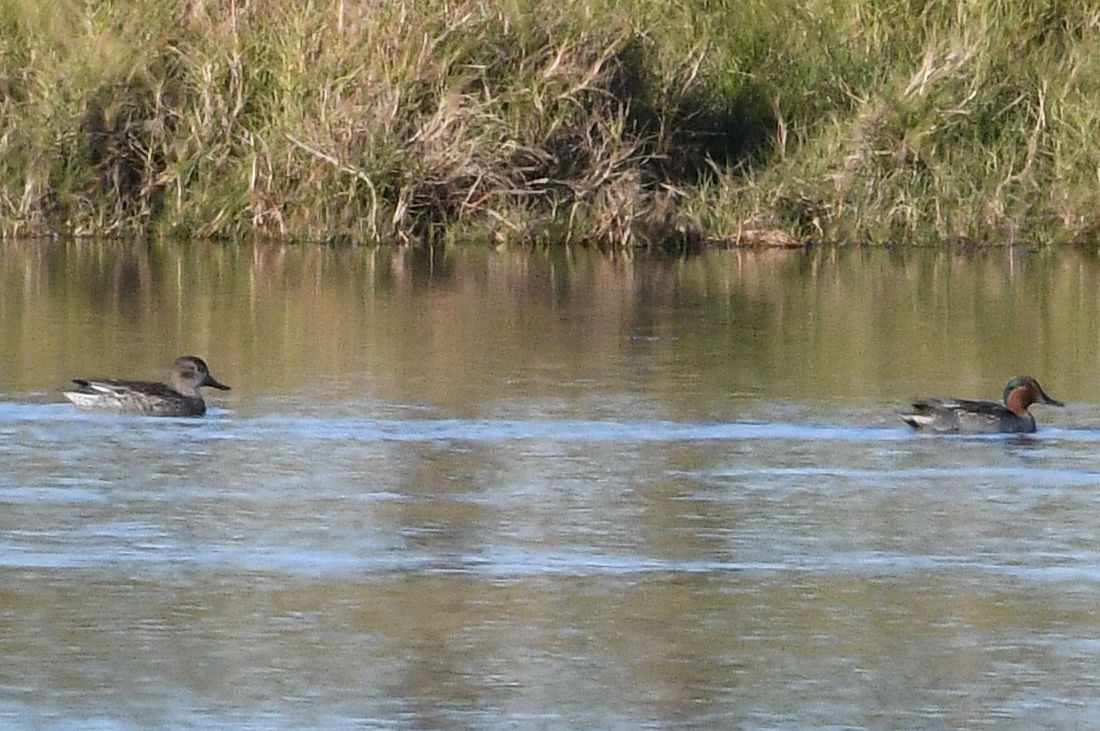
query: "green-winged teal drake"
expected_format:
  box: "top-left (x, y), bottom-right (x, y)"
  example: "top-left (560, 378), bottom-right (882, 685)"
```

top-left (63, 356), bottom-right (230, 416)
top-left (901, 375), bottom-right (1062, 434)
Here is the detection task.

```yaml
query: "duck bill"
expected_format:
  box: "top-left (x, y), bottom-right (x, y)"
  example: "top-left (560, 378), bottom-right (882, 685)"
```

top-left (204, 374), bottom-right (231, 391)
top-left (1038, 388), bottom-right (1063, 407)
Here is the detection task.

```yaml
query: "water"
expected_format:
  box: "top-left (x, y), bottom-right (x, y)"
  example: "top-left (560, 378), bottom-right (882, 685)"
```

top-left (2, 241), bottom-right (1100, 728)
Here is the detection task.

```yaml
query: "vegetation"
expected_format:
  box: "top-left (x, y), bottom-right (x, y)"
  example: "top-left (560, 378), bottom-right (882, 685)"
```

top-left (1, 0), bottom-right (1099, 249)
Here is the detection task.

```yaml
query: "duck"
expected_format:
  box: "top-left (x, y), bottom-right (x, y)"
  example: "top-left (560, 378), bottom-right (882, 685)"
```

top-left (63, 356), bottom-right (230, 417)
top-left (901, 375), bottom-right (1062, 434)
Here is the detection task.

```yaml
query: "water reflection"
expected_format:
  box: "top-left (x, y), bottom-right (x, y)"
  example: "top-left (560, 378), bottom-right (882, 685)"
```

top-left (2, 241), bottom-right (1100, 727)
top-left (3, 241), bottom-right (1097, 416)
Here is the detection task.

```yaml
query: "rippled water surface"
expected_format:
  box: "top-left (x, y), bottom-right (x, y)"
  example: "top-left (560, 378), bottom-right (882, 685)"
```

top-left (3, 241), bottom-right (1100, 728)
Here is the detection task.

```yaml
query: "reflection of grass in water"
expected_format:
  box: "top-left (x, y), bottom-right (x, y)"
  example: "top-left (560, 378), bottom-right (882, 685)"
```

top-left (1, 1), bottom-right (1098, 247)
top-left (0, 242), bottom-right (1095, 421)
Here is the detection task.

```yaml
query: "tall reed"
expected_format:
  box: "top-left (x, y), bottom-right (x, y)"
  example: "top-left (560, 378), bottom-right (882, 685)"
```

top-left (1, 0), bottom-right (1098, 248)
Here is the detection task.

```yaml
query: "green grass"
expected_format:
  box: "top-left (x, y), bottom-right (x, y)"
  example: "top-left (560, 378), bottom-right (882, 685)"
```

top-left (2, 0), bottom-right (1099, 248)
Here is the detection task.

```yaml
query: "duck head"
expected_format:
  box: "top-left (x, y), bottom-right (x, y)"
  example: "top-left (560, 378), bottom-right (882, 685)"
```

top-left (170, 356), bottom-right (231, 397)
top-left (1002, 376), bottom-right (1062, 416)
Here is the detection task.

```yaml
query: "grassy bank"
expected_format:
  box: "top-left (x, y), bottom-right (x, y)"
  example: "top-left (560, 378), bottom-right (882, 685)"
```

top-left (1, 0), bottom-right (1099, 248)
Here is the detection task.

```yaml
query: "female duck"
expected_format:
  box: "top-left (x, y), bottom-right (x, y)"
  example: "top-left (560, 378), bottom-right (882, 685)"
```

top-left (902, 375), bottom-right (1062, 434)
top-left (63, 356), bottom-right (230, 417)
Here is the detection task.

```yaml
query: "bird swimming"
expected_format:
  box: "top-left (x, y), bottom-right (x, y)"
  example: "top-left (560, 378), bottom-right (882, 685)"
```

top-left (63, 356), bottom-right (230, 416)
top-left (901, 375), bottom-right (1062, 434)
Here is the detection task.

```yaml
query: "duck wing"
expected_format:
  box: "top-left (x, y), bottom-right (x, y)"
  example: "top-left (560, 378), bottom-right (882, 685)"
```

top-left (902, 396), bottom-right (1010, 432)
top-left (915, 397), bottom-right (1007, 416)
top-left (69, 378), bottom-right (179, 398)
